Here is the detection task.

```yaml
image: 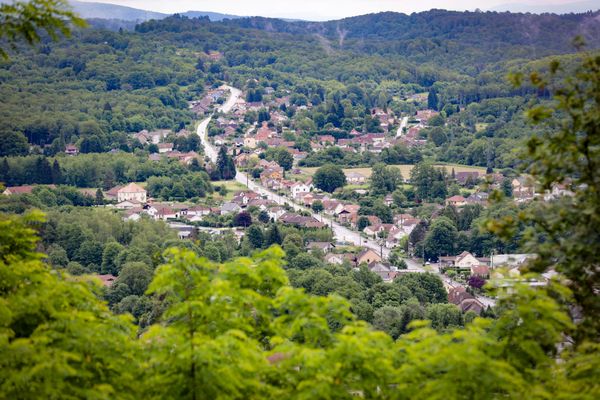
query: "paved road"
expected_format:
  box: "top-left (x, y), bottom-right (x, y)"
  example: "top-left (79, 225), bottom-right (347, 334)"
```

top-left (396, 116), bottom-right (409, 138)
top-left (196, 86), bottom-right (494, 305)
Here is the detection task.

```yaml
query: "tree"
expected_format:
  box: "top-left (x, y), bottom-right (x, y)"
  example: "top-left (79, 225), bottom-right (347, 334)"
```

top-left (233, 211), bottom-right (252, 227)
top-left (425, 303), bottom-right (463, 332)
top-left (47, 244), bottom-right (68, 268)
top-left (501, 177), bottom-right (513, 198)
top-left (0, 0), bottom-right (86, 58)
top-left (357, 216), bottom-right (370, 232)
top-left (423, 217), bottom-right (457, 261)
top-left (427, 87), bottom-right (439, 110)
top-left (51, 159), bottom-right (62, 184)
top-left (468, 275), bottom-right (486, 290)
top-left (216, 146), bottom-right (236, 180)
top-left (116, 262), bottom-right (153, 296)
top-left (289, 253), bottom-right (323, 270)
top-left (74, 240), bottom-right (103, 269)
top-left (370, 163), bottom-right (403, 196)
top-left (0, 212), bottom-right (138, 398)
top-left (246, 225), bottom-right (264, 249)
top-left (0, 130), bottom-right (28, 156)
top-left (264, 224), bottom-right (282, 246)
top-left (101, 242), bottom-right (124, 275)
top-left (314, 164), bottom-right (346, 193)
top-left (95, 188), bottom-right (104, 205)
top-left (502, 52), bottom-right (600, 340)
top-left (311, 200), bottom-right (323, 213)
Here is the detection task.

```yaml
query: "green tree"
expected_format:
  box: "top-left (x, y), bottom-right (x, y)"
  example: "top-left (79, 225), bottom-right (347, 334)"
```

top-left (501, 52), bottom-right (600, 341)
top-left (0, 212), bottom-right (138, 398)
top-left (102, 242), bottom-right (124, 275)
top-left (311, 200), bottom-right (324, 213)
top-left (370, 163), bottom-right (403, 196)
top-left (423, 217), bottom-right (457, 261)
top-left (246, 225), bottom-right (264, 249)
top-left (264, 224), bottom-right (282, 246)
top-left (216, 146), bottom-right (236, 180)
top-left (314, 164), bottom-right (346, 193)
top-left (0, 130), bottom-right (29, 156)
top-left (0, 0), bottom-right (86, 58)
top-left (116, 261), bottom-right (153, 296)
top-left (427, 87), bottom-right (439, 110)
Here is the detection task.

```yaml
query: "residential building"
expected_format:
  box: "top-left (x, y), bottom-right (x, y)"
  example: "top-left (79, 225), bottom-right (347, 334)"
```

top-left (117, 183), bottom-right (147, 203)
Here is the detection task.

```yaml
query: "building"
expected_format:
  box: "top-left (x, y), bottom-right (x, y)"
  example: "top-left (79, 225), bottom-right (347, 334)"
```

top-left (445, 195), bottom-right (467, 207)
top-left (345, 172), bottom-right (367, 185)
top-left (117, 183), bottom-right (147, 203)
top-left (356, 249), bottom-right (382, 265)
top-left (65, 144), bottom-right (78, 155)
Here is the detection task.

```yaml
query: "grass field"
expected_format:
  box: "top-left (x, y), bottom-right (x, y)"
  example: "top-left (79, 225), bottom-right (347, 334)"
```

top-left (301, 163), bottom-right (487, 180)
top-left (212, 180), bottom-right (247, 201)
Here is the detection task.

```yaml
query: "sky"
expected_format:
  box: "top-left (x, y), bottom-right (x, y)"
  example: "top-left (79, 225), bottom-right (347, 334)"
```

top-left (76, 0), bottom-right (592, 20)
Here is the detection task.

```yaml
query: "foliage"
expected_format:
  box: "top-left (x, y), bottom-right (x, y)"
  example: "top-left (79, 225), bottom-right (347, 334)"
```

top-left (313, 164), bottom-right (347, 193)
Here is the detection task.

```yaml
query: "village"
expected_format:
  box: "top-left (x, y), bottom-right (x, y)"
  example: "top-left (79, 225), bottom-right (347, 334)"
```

top-left (2, 84), bottom-right (573, 314)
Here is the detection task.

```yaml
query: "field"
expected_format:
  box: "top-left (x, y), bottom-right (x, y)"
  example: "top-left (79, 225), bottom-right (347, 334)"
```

top-left (211, 180), bottom-right (247, 201)
top-left (300, 163), bottom-right (488, 180)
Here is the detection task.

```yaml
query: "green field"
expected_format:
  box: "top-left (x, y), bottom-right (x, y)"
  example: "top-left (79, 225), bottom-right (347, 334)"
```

top-left (212, 180), bottom-right (248, 201)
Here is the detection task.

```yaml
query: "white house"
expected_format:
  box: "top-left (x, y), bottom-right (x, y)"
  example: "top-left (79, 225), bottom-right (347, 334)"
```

top-left (117, 183), bottom-right (147, 203)
top-left (291, 181), bottom-right (313, 199)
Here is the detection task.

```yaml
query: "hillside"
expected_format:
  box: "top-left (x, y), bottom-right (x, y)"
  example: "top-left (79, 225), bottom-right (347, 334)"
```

top-left (225, 10), bottom-right (600, 53)
top-left (69, 1), bottom-right (241, 22)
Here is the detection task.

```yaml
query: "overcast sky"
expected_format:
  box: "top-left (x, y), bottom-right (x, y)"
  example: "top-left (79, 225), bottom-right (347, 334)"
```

top-left (76, 0), bottom-right (589, 20)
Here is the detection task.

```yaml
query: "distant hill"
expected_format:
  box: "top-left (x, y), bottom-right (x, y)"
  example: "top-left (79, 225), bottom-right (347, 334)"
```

top-left (222, 9), bottom-right (600, 51)
top-left (491, 0), bottom-right (600, 14)
top-left (70, 1), bottom-right (166, 21)
top-left (69, 1), bottom-right (241, 22)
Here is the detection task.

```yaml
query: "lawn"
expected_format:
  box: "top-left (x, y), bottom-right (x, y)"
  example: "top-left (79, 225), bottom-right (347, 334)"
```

top-left (212, 180), bottom-right (247, 201)
top-left (301, 163), bottom-right (488, 180)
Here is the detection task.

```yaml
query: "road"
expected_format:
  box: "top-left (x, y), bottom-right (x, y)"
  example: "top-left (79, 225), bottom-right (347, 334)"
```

top-left (396, 116), bottom-right (409, 138)
top-left (197, 86), bottom-right (494, 305)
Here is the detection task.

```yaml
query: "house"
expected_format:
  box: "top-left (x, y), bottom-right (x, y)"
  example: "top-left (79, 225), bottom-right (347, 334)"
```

top-left (439, 251), bottom-right (488, 270)
top-left (158, 143), bottom-right (174, 154)
top-left (384, 194), bottom-right (394, 206)
top-left (356, 249), bottom-right (382, 265)
top-left (123, 208), bottom-right (143, 221)
top-left (279, 213), bottom-right (325, 228)
top-left (168, 222), bottom-right (195, 239)
top-left (243, 137), bottom-right (257, 149)
top-left (470, 265), bottom-right (490, 278)
top-left (363, 223), bottom-right (396, 239)
top-left (3, 185), bottom-right (36, 195)
top-left (325, 253), bottom-right (345, 265)
top-left (466, 192), bottom-right (488, 206)
top-left (117, 183), bottom-right (147, 203)
top-left (445, 195), bottom-right (467, 207)
top-left (290, 181), bottom-right (313, 199)
top-left (154, 205), bottom-right (179, 221)
top-left (220, 202), bottom-right (242, 215)
top-left (115, 200), bottom-right (143, 210)
top-left (345, 172), bottom-right (367, 185)
top-left (267, 206), bottom-right (286, 221)
top-left (65, 144), bottom-right (78, 155)
top-left (306, 242), bottom-right (335, 254)
top-left (415, 109), bottom-right (439, 123)
top-left (368, 261), bottom-right (395, 282)
top-left (318, 135), bottom-right (336, 145)
top-left (447, 286), bottom-right (484, 314)
top-left (337, 204), bottom-right (360, 224)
